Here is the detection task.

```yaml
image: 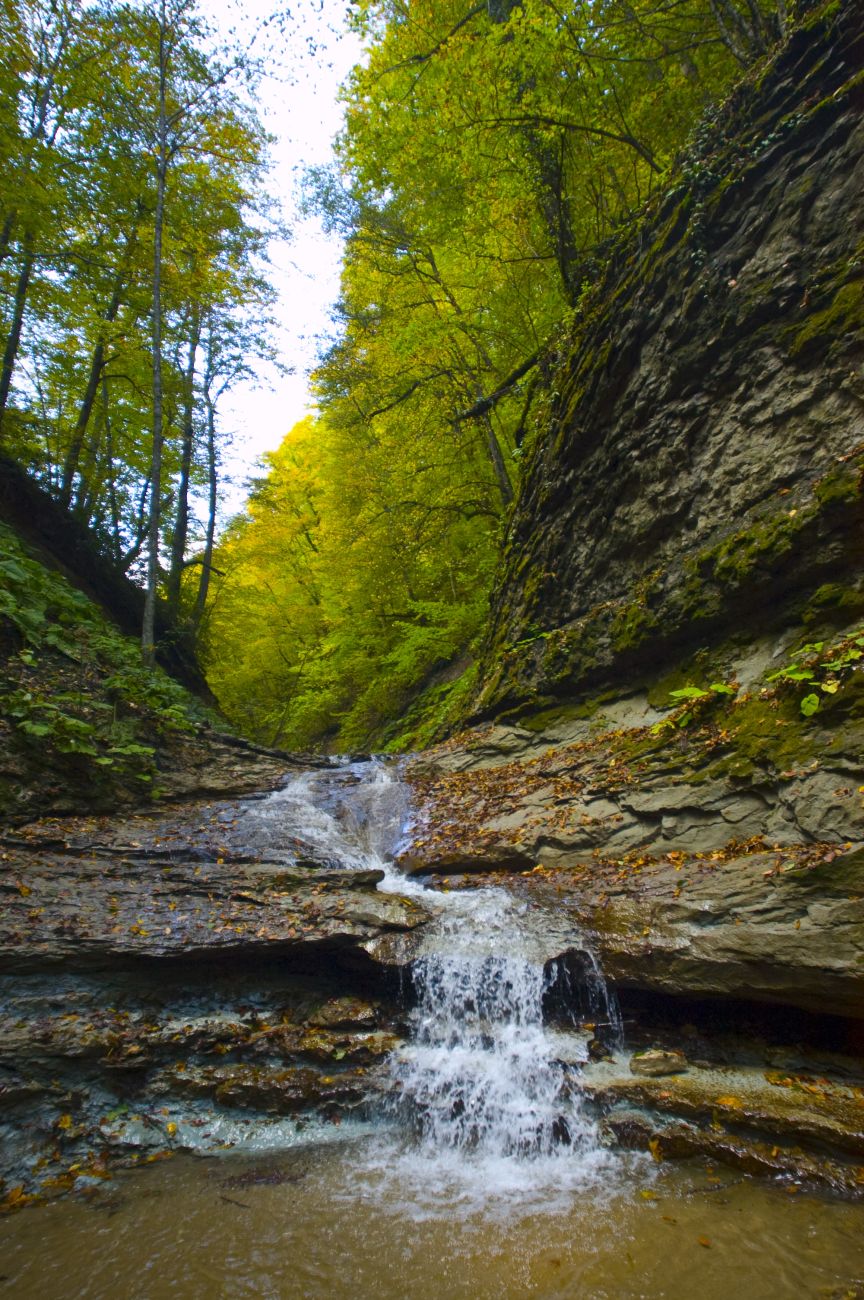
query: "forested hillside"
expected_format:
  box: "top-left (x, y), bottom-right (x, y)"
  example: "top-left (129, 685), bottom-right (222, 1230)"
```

top-left (202, 0), bottom-right (793, 750)
top-left (0, 0), bottom-right (277, 657)
top-left (0, 0), bottom-right (822, 758)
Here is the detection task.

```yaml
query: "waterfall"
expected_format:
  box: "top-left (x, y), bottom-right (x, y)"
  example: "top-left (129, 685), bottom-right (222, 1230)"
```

top-left (235, 758), bottom-right (411, 870)
top-left (393, 887), bottom-right (597, 1158)
top-left (240, 759), bottom-right (621, 1204)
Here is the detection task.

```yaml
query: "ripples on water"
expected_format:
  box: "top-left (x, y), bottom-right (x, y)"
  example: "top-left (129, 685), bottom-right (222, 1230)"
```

top-left (3, 1147), bottom-right (864, 1300)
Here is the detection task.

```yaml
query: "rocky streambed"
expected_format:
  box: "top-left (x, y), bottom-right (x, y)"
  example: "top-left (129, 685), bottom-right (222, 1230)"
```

top-left (0, 767), bottom-right (432, 1210)
top-left (1, 755), bottom-right (864, 1221)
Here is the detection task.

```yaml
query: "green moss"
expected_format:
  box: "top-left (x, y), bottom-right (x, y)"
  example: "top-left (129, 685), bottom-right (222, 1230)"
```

top-left (645, 653), bottom-right (720, 709)
top-left (801, 0), bottom-right (841, 28)
top-left (803, 582), bottom-right (864, 627)
top-left (380, 660), bottom-right (479, 752)
top-left (790, 278), bottom-right (864, 357)
top-left (607, 689), bottom-right (816, 789)
top-left (814, 460), bottom-right (863, 508)
top-left (609, 600), bottom-right (659, 654)
top-left (717, 694), bottom-right (816, 774)
top-left (517, 690), bottom-right (619, 731)
top-left (709, 510), bottom-right (801, 585)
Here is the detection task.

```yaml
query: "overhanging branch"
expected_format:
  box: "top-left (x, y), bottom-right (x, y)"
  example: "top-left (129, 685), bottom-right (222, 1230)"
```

top-left (452, 351), bottom-right (540, 424)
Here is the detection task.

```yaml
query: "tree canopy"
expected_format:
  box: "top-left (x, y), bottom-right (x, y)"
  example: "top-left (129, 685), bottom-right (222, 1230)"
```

top-left (202, 0), bottom-right (789, 750)
top-left (1, 0), bottom-right (791, 749)
top-left (0, 0), bottom-right (278, 635)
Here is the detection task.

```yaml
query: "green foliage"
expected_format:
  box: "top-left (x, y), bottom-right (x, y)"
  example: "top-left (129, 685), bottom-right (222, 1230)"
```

top-left (650, 681), bottom-right (739, 733)
top-left (304, 0), bottom-right (781, 529)
top-left (669, 682), bottom-right (738, 703)
top-left (246, 0), bottom-right (792, 749)
top-left (0, 522), bottom-right (213, 787)
top-left (0, 0), bottom-right (278, 611)
top-left (800, 693), bottom-right (820, 717)
top-left (202, 416), bottom-right (495, 750)
top-left (766, 631), bottom-right (864, 716)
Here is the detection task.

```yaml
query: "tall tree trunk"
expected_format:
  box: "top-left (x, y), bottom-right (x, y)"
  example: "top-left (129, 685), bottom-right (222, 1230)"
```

top-left (531, 136), bottom-right (580, 302)
top-left (167, 303), bottom-right (200, 612)
top-left (481, 410), bottom-right (513, 506)
top-left (0, 9), bottom-right (76, 430)
top-left (191, 366), bottom-right (218, 633)
top-left (62, 220), bottom-right (141, 507)
top-left (101, 376), bottom-right (123, 562)
top-left (0, 213), bottom-right (15, 266)
top-left (122, 472), bottom-right (152, 570)
top-left (62, 337), bottom-right (108, 508)
top-left (0, 239), bottom-right (34, 426)
top-left (142, 4), bottom-right (168, 664)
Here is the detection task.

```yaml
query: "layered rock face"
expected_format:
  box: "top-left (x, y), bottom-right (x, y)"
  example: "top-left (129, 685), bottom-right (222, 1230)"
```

top-left (477, 1), bottom-right (864, 715)
top-left (0, 790), bottom-right (432, 1207)
top-left (403, 2), bottom-right (864, 1028)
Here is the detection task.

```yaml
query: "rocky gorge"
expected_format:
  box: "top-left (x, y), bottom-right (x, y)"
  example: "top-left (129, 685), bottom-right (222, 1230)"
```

top-left (1, 3), bottom-right (864, 1289)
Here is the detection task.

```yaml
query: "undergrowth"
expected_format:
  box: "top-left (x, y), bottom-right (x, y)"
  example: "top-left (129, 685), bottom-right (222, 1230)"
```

top-left (0, 523), bottom-right (216, 799)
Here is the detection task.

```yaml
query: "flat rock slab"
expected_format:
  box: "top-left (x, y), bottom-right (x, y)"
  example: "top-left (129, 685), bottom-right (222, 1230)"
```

top-left (533, 844), bottom-right (864, 1019)
top-left (0, 799), bottom-right (432, 976)
top-left (404, 723), bottom-right (864, 868)
top-left (584, 1057), bottom-right (864, 1160)
top-left (587, 1053), bottom-right (864, 1195)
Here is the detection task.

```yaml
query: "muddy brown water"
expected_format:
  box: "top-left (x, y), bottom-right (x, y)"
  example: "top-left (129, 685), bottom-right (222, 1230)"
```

top-left (1, 1140), bottom-right (863, 1299)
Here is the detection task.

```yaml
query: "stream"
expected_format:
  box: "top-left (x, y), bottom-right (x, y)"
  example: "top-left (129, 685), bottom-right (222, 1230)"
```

top-left (2, 760), bottom-right (864, 1297)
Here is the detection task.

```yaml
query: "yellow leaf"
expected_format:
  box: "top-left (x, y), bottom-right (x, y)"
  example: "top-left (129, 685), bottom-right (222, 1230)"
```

top-left (57, 1114), bottom-right (73, 1130)
top-left (166, 1122), bottom-right (177, 1137)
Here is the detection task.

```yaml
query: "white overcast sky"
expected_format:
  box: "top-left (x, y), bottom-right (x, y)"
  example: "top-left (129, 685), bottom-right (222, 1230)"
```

top-left (207, 0), bottom-right (364, 506)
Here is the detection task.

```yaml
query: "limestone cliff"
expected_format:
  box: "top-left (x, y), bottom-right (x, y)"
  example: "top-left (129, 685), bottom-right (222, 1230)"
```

top-left (477, 0), bottom-right (864, 718)
top-left (402, 1), bottom-right (864, 1025)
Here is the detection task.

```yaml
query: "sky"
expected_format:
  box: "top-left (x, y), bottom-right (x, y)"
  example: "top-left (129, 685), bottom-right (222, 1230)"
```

top-left (207, 0), bottom-right (365, 508)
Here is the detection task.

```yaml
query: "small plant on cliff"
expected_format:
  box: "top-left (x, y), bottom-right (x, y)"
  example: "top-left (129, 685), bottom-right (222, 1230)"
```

top-left (766, 632), bottom-right (864, 716)
top-left (652, 681), bottom-right (738, 731)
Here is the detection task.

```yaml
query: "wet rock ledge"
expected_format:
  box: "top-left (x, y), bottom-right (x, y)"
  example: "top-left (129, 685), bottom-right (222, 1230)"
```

top-left (0, 792), bottom-right (432, 1211)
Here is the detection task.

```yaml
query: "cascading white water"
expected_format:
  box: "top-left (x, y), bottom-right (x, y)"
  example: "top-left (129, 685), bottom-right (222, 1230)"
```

top-left (393, 887), bottom-right (596, 1159)
top-left (235, 758), bottom-right (411, 871)
top-left (238, 759), bottom-right (621, 1206)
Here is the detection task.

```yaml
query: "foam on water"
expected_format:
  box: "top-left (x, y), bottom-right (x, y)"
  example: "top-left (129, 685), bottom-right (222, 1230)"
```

top-left (378, 878), bottom-right (621, 1213)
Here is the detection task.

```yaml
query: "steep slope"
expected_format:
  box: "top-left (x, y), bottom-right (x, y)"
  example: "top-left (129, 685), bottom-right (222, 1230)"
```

top-left (478, 0), bottom-right (864, 716)
top-left (400, 1), bottom-right (864, 1026)
top-left (0, 518), bottom-right (291, 820)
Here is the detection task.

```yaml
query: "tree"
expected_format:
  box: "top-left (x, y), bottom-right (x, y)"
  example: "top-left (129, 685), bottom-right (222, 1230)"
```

top-left (131, 0), bottom-right (268, 662)
top-left (0, 0), bottom-right (278, 660)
